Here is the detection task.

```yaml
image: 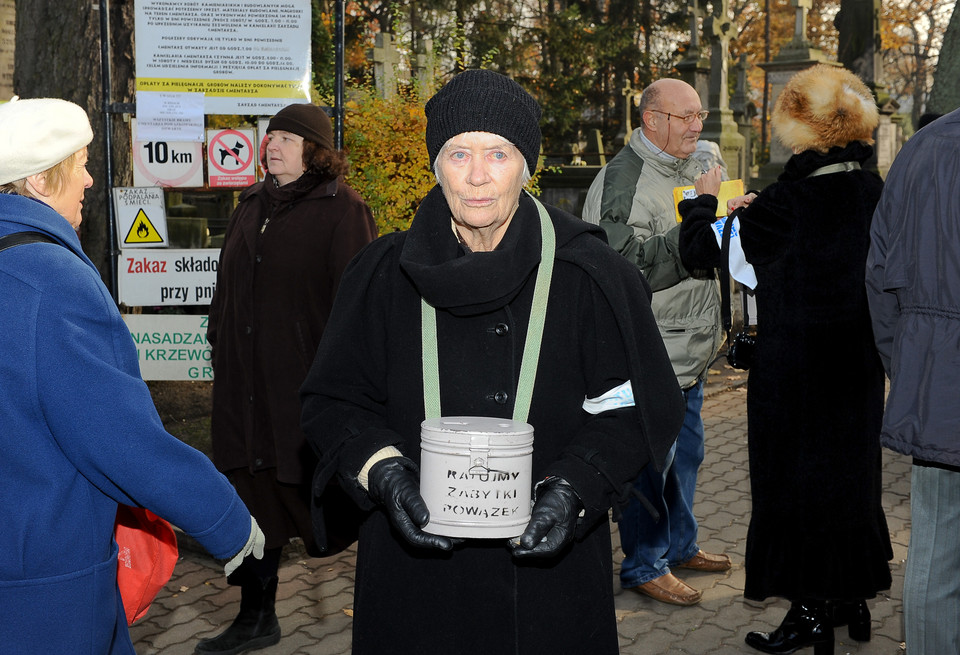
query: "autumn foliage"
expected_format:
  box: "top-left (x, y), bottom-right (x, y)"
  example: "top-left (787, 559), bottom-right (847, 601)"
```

top-left (339, 86), bottom-right (435, 233)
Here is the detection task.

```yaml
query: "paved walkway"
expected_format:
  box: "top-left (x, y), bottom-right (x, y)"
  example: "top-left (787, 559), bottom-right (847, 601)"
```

top-left (131, 366), bottom-right (911, 654)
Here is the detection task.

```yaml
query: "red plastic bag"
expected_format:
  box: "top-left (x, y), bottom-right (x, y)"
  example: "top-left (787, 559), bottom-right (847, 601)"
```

top-left (114, 505), bottom-right (179, 625)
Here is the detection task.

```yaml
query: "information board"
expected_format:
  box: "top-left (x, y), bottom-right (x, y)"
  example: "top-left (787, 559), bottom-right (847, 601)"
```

top-left (114, 186), bottom-right (169, 248)
top-left (207, 128), bottom-right (257, 187)
top-left (122, 314), bottom-right (213, 381)
top-left (134, 0), bottom-right (312, 114)
top-left (132, 119), bottom-right (205, 188)
top-left (118, 248), bottom-right (219, 306)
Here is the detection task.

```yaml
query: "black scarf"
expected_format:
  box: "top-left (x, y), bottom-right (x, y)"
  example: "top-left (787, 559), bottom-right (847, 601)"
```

top-left (400, 186), bottom-right (542, 316)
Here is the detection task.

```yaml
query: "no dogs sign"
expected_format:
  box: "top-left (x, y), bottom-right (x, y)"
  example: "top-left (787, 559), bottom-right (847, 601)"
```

top-left (206, 128), bottom-right (257, 188)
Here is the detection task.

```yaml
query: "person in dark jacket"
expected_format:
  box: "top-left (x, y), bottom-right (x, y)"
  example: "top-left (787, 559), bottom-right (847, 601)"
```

top-left (678, 64), bottom-right (893, 654)
top-left (866, 107), bottom-right (960, 655)
top-left (299, 69), bottom-right (684, 655)
top-left (0, 97), bottom-right (262, 655)
top-left (201, 103), bottom-right (376, 654)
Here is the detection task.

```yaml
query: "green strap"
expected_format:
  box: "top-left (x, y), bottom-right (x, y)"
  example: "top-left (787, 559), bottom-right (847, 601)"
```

top-left (421, 196), bottom-right (556, 423)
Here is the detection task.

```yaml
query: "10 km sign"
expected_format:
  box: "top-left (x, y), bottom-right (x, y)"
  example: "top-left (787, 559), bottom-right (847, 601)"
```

top-left (132, 119), bottom-right (204, 188)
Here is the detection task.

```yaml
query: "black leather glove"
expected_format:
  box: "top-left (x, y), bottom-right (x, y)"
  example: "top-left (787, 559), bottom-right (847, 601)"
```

top-left (366, 456), bottom-right (454, 550)
top-left (678, 195), bottom-right (723, 271)
top-left (511, 477), bottom-right (583, 558)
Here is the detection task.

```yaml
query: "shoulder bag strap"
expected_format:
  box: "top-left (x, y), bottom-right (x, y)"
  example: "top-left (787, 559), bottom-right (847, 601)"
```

top-left (0, 231), bottom-right (59, 253)
top-left (422, 195), bottom-right (556, 423)
top-left (719, 212), bottom-right (735, 334)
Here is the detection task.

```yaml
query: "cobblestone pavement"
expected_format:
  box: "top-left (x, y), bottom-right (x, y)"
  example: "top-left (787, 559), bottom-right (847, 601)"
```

top-left (132, 366), bottom-right (911, 654)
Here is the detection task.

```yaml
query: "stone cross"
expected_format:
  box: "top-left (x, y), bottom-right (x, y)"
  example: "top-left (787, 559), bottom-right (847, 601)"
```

top-left (704, 0), bottom-right (735, 112)
top-left (368, 33), bottom-right (401, 98)
top-left (412, 37), bottom-right (436, 98)
top-left (791, 0), bottom-right (813, 45)
top-left (614, 76), bottom-right (641, 144)
top-left (687, 0), bottom-right (705, 54)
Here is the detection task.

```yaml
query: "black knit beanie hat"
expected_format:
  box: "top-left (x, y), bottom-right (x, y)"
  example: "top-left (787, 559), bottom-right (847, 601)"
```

top-left (267, 103), bottom-right (334, 150)
top-left (425, 69), bottom-right (542, 173)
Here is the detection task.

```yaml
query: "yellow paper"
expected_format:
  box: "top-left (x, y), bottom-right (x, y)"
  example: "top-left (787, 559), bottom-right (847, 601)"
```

top-left (673, 179), bottom-right (745, 222)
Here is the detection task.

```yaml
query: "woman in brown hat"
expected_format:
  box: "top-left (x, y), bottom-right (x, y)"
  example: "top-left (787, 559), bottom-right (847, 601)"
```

top-left (679, 64), bottom-right (893, 654)
top-left (200, 103), bottom-right (376, 654)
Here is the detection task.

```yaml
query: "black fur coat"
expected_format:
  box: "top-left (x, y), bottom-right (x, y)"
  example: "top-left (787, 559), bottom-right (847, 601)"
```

top-left (680, 142), bottom-right (893, 601)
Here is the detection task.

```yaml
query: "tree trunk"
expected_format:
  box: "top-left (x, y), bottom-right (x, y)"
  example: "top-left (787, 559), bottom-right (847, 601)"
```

top-left (14, 0), bottom-right (134, 287)
top-left (929, 4), bottom-right (960, 114)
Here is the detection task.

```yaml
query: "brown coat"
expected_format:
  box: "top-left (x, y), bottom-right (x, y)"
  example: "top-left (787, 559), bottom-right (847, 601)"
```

top-left (208, 173), bottom-right (376, 483)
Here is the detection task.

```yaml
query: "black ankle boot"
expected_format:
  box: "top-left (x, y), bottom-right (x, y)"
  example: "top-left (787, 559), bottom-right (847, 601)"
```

top-left (195, 576), bottom-right (281, 655)
top-left (745, 600), bottom-right (834, 655)
top-left (827, 600), bottom-right (871, 642)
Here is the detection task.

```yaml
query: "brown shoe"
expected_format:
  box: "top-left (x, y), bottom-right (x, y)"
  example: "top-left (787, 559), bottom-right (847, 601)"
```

top-left (628, 572), bottom-right (702, 606)
top-left (675, 549), bottom-right (732, 572)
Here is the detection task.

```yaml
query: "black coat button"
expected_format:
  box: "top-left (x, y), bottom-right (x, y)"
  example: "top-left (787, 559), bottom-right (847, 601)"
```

top-left (494, 323), bottom-right (509, 336)
top-left (494, 391), bottom-right (509, 404)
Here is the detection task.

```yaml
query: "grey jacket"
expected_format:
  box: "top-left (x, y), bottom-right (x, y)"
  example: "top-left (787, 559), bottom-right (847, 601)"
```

top-left (583, 129), bottom-right (722, 388)
top-left (866, 108), bottom-right (960, 467)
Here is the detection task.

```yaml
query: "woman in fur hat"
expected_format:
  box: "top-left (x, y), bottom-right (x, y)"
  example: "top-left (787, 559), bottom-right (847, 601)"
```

top-left (678, 64), bottom-right (893, 654)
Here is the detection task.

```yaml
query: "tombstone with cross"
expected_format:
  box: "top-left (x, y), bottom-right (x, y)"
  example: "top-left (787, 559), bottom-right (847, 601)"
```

top-left (614, 76), bottom-right (641, 145)
top-left (700, 0), bottom-right (746, 180)
top-left (368, 33), bottom-right (401, 98)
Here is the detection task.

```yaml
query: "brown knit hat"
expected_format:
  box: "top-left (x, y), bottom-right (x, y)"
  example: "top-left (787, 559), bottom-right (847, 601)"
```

top-left (425, 69), bottom-right (542, 172)
top-left (772, 64), bottom-right (879, 153)
top-left (266, 103), bottom-right (334, 150)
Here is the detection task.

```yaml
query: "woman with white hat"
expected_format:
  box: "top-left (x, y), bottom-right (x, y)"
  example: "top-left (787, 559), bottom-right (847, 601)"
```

top-left (0, 97), bottom-right (263, 654)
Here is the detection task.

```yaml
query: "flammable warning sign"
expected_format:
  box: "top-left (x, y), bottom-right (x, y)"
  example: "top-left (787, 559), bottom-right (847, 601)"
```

top-left (113, 186), bottom-right (168, 249)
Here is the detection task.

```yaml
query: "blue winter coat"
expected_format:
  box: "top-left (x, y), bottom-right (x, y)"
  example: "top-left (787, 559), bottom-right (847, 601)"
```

top-left (0, 194), bottom-right (252, 654)
top-left (866, 109), bottom-right (960, 468)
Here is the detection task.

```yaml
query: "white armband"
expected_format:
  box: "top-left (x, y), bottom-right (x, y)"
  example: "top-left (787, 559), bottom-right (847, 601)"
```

top-left (710, 216), bottom-right (757, 290)
top-left (582, 380), bottom-right (635, 415)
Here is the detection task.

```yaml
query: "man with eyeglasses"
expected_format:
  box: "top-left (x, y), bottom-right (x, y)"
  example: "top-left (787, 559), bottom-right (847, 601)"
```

top-left (582, 78), bottom-right (730, 607)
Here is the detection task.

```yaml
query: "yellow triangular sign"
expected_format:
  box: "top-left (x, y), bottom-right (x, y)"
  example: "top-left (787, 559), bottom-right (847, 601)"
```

top-left (124, 209), bottom-right (165, 244)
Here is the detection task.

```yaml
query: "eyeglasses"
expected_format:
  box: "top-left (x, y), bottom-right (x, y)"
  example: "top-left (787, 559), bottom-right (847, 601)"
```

top-left (648, 109), bottom-right (709, 124)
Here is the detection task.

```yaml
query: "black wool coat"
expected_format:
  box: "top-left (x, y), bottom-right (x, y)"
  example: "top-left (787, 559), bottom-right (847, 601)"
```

top-left (207, 172), bottom-right (376, 484)
top-left (301, 187), bottom-right (683, 655)
top-left (680, 142), bottom-right (893, 602)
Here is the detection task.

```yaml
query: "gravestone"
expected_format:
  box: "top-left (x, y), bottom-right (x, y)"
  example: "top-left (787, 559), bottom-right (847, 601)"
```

top-left (368, 33), bottom-right (401, 98)
top-left (412, 37), bottom-right (436, 98)
top-left (835, 0), bottom-right (900, 177)
top-left (699, 0), bottom-right (746, 180)
top-left (676, 0), bottom-right (710, 103)
top-left (756, 0), bottom-right (831, 188)
top-left (614, 76), bottom-right (641, 145)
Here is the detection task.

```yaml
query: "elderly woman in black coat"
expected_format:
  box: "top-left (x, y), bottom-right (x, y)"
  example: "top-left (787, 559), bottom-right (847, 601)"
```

top-left (300, 69), bottom-right (684, 654)
top-left (679, 64), bottom-right (893, 655)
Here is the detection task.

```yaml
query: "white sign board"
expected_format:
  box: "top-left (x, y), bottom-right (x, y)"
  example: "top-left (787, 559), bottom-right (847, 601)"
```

top-left (118, 248), bottom-right (220, 306)
top-left (132, 118), bottom-right (205, 188)
top-left (207, 128), bottom-right (257, 187)
top-left (135, 91), bottom-right (205, 142)
top-left (134, 0), bottom-right (312, 115)
top-left (113, 186), bottom-right (169, 248)
top-left (123, 314), bottom-right (213, 381)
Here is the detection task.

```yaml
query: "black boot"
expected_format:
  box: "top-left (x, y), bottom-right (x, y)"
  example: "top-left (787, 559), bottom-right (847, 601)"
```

top-left (745, 600), bottom-right (834, 655)
top-left (194, 576), bottom-right (281, 655)
top-left (827, 599), bottom-right (871, 642)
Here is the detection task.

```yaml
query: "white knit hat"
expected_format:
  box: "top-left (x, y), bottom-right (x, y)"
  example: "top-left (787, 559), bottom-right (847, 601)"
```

top-left (0, 97), bottom-right (94, 185)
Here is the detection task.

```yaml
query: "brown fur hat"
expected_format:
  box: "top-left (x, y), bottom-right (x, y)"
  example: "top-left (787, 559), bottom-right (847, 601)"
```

top-left (772, 64), bottom-right (879, 153)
